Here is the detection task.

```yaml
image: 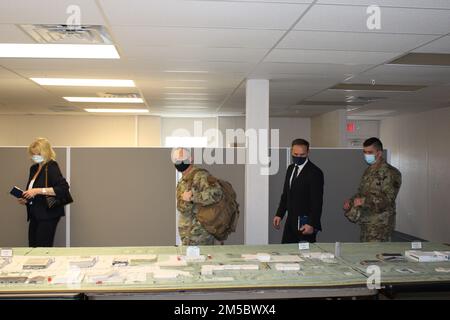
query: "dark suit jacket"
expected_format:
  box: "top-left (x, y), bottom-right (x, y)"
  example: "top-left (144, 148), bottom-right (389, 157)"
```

top-left (26, 160), bottom-right (70, 221)
top-left (276, 160), bottom-right (324, 243)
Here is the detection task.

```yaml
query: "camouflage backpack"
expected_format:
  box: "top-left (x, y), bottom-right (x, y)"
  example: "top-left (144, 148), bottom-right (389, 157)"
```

top-left (189, 168), bottom-right (239, 241)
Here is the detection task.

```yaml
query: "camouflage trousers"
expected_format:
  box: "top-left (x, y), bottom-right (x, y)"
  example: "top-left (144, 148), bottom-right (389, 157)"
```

top-left (178, 216), bottom-right (215, 246)
top-left (360, 223), bottom-right (394, 242)
top-left (180, 234), bottom-right (215, 246)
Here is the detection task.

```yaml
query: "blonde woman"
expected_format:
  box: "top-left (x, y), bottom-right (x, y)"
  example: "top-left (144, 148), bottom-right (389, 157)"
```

top-left (20, 138), bottom-right (72, 247)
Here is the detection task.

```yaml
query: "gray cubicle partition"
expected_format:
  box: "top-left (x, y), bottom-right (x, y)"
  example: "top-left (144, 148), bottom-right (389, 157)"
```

top-left (70, 148), bottom-right (176, 246)
top-left (268, 148), bottom-right (289, 244)
top-left (0, 147), bottom-right (66, 247)
top-left (269, 148), bottom-right (375, 243)
top-left (311, 149), bottom-right (366, 242)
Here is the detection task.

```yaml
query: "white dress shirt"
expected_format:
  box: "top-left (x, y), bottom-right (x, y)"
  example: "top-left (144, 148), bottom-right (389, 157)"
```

top-left (289, 158), bottom-right (308, 188)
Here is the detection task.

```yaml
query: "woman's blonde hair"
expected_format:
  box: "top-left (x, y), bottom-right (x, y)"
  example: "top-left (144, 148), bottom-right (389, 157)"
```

top-left (28, 138), bottom-right (56, 162)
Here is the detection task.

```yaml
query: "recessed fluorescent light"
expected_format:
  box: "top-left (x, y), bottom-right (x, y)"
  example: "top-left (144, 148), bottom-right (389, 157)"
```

top-left (0, 44), bottom-right (120, 59)
top-left (164, 70), bottom-right (209, 73)
top-left (84, 108), bottom-right (148, 113)
top-left (30, 78), bottom-right (135, 87)
top-left (64, 97), bottom-right (144, 103)
top-left (164, 86), bottom-right (207, 90)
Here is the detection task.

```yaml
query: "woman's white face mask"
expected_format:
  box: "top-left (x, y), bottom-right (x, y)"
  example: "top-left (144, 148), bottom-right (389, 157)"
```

top-left (32, 155), bottom-right (44, 164)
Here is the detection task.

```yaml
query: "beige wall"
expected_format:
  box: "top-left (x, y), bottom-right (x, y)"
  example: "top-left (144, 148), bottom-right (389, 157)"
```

top-left (137, 116), bottom-right (162, 146)
top-left (311, 109), bottom-right (347, 147)
top-left (0, 115), bottom-right (161, 147)
top-left (218, 116), bottom-right (311, 148)
top-left (381, 106), bottom-right (450, 243)
top-left (0, 114), bottom-right (313, 149)
top-left (270, 117), bottom-right (311, 147)
top-left (346, 120), bottom-right (380, 147)
top-left (161, 117), bottom-right (218, 147)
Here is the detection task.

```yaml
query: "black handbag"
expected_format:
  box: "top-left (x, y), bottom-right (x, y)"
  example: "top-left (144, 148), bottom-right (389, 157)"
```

top-left (45, 164), bottom-right (73, 209)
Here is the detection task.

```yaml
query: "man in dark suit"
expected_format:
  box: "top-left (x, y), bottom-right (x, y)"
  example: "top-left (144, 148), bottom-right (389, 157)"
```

top-left (273, 139), bottom-right (324, 243)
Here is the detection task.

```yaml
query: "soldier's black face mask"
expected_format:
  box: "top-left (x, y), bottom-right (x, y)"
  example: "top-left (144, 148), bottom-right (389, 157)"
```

top-left (174, 160), bottom-right (191, 172)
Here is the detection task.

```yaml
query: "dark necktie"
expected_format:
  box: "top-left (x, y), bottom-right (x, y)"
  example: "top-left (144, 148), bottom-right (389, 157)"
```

top-left (290, 165), bottom-right (299, 188)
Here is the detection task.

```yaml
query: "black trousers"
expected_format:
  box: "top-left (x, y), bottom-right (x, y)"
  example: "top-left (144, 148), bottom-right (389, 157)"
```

top-left (28, 217), bottom-right (61, 247)
top-left (282, 224), bottom-right (317, 244)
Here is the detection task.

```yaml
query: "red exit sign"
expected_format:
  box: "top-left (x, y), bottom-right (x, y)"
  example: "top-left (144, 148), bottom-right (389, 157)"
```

top-left (347, 122), bottom-right (356, 133)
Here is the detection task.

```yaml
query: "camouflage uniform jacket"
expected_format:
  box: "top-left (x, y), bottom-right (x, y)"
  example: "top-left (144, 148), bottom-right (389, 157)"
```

top-left (345, 159), bottom-right (402, 238)
top-left (176, 166), bottom-right (223, 245)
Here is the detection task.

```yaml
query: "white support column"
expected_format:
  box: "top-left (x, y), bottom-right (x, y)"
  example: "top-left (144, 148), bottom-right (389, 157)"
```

top-left (66, 147), bottom-right (71, 247)
top-left (245, 79), bottom-right (269, 245)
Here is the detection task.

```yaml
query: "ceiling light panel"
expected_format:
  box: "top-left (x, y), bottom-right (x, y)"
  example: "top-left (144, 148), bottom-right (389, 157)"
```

top-left (84, 108), bottom-right (148, 113)
top-left (64, 97), bottom-right (143, 103)
top-left (30, 78), bottom-right (135, 87)
top-left (0, 44), bottom-right (120, 59)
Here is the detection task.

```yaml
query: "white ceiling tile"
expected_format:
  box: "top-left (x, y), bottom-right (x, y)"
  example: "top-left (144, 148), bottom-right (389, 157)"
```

top-left (0, 24), bottom-right (34, 43)
top-left (134, 74), bottom-right (244, 88)
top-left (294, 5), bottom-right (450, 34)
top-left (414, 36), bottom-right (450, 53)
top-left (198, 0), bottom-right (314, 3)
top-left (149, 97), bottom-right (225, 105)
top-left (252, 62), bottom-right (372, 77)
top-left (1, 59), bottom-right (136, 78)
top-left (0, 0), bottom-right (105, 24)
top-left (99, 0), bottom-right (309, 29)
top-left (288, 105), bottom-right (343, 117)
top-left (1, 0), bottom-right (449, 118)
top-left (0, 66), bottom-right (19, 79)
top-left (0, 77), bottom-right (60, 106)
top-left (278, 31), bottom-right (438, 52)
top-left (149, 107), bottom-right (219, 116)
top-left (308, 89), bottom-right (402, 101)
top-left (121, 46), bottom-right (269, 62)
top-left (5, 59), bottom-right (250, 80)
top-left (387, 85), bottom-right (450, 102)
top-left (111, 26), bottom-right (284, 49)
top-left (270, 78), bottom-right (338, 90)
top-left (270, 95), bottom-right (309, 105)
top-left (265, 49), bottom-right (399, 64)
top-left (317, 0), bottom-right (450, 9)
top-left (349, 65), bottom-right (450, 85)
top-left (128, 60), bottom-right (255, 74)
top-left (347, 100), bottom-right (448, 118)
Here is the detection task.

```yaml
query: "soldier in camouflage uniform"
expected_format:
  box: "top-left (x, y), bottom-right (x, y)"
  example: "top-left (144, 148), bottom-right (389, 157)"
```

top-left (344, 138), bottom-right (402, 242)
top-left (173, 148), bottom-right (223, 245)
